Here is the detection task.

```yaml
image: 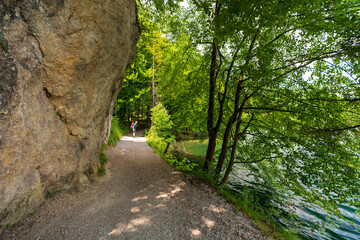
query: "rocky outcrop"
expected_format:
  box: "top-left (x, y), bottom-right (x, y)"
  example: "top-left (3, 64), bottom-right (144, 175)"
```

top-left (0, 0), bottom-right (139, 232)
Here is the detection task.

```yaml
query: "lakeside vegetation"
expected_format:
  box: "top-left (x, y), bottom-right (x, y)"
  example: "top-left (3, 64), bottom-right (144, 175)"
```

top-left (113, 0), bottom-right (360, 239)
top-left (108, 117), bottom-right (130, 146)
top-left (147, 130), bottom-right (300, 239)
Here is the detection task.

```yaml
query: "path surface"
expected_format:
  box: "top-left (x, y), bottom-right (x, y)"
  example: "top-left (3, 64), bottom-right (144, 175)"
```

top-left (1, 130), bottom-right (268, 240)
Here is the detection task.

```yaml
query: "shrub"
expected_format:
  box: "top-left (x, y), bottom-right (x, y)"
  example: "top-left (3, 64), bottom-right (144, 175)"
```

top-left (146, 103), bottom-right (175, 152)
top-left (165, 155), bottom-right (198, 171)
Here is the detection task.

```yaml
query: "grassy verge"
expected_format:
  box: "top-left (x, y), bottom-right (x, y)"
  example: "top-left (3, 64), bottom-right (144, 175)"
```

top-left (97, 117), bottom-right (130, 176)
top-left (97, 144), bottom-right (108, 176)
top-left (108, 116), bottom-right (131, 146)
top-left (148, 141), bottom-right (301, 240)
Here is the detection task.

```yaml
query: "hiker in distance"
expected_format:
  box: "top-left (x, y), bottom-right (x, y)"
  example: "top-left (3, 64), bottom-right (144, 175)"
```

top-left (131, 121), bottom-right (138, 138)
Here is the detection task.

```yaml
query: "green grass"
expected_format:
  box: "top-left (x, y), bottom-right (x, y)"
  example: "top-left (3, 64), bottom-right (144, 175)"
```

top-left (97, 167), bottom-right (105, 176)
top-left (173, 139), bottom-right (222, 157)
top-left (99, 152), bottom-right (108, 165)
top-left (98, 146), bottom-right (109, 176)
top-left (100, 144), bottom-right (107, 152)
top-left (108, 117), bottom-right (130, 146)
top-left (96, 117), bottom-right (129, 175)
top-left (173, 140), bottom-right (209, 156)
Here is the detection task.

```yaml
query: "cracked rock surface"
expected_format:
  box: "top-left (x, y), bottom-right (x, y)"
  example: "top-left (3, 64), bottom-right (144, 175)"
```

top-left (0, 0), bottom-right (139, 232)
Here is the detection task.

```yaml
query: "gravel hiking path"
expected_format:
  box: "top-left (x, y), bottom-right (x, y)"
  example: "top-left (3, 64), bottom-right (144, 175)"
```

top-left (1, 130), bottom-right (269, 240)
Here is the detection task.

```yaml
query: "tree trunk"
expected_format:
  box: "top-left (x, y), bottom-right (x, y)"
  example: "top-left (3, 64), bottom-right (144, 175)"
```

top-left (164, 142), bottom-right (171, 154)
top-left (220, 118), bottom-right (242, 185)
top-left (204, 130), bottom-right (217, 171)
top-left (152, 53), bottom-right (155, 108)
top-left (215, 115), bottom-right (236, 175)
top-left (203, 37), bottom-right (218, 171)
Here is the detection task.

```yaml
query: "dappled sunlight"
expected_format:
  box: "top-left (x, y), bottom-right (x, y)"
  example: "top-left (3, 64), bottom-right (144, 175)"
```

top-left (108, 217), bottom-right (151, 236)
top-left (156, 186), bottom-right (184, 199)
top-left (121, 135), bottom-right (147, 143)
top-left (156, 192), bottom-right (169, 199)
top-left (190, 228), bottom-right (202, 237)
top-left (171, 187), bottom-right (182, 194)
top-left (108, 182), bottom-right (187, 238)
top-left (205, 205), bottom-right (227, 213)
top-left (104, 177), bottom-right (254, 239)
top-left (130, 207), bottom-right (140, 213)
top-left (201, 216), bottom-right (216, 229)
top-left (132, 195), bottom-right (148, 202)
top-left (154, 203), bottom-right (167, 209)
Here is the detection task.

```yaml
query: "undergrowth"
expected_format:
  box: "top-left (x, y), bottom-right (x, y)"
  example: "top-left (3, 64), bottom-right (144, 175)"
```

top-left (108, 116), bottom-right (130, 146)
top-left (97, 144), bottom-right (108, 176)
top-left (97, 117), bottom-right (130, 175)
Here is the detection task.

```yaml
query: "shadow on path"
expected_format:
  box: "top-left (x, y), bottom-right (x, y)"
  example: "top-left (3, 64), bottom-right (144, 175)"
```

top-left (0, 131), bottom-right (268, 240)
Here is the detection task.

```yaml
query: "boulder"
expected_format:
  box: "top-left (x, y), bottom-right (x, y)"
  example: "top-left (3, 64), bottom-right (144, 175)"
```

top-left (0, 0), bottom-right (139, 232)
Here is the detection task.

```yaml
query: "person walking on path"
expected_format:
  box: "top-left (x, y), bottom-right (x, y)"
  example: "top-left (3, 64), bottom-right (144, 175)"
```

top-left (132, 121), bottom-right (138, 138)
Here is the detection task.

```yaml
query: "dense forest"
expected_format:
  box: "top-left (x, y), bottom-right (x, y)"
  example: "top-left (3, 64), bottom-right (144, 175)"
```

top-left (113, 0), bottom-right (360, 239)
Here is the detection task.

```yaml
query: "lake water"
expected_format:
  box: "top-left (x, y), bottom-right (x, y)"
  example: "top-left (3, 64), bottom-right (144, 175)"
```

top-left (174, 140), bottom-right (360, 240)
top-left (229, 172), bottom-right (360, 240)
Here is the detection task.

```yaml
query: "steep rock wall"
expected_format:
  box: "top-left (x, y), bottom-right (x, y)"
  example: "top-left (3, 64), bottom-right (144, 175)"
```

top-left (0, 0), bottom-right (139, 231)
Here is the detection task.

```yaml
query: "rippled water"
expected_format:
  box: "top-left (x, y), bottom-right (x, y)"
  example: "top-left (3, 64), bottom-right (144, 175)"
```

top-left (175, 139), bottom-right (360, 239)
top-left (228, 171), bottom-right (360, 240)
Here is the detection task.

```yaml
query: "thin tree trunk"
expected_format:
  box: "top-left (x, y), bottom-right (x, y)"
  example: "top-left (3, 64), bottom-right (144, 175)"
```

top-left (204, 131), bottom-right (217, 171)
top-left (164, 142), bottom-right (171, 154)
top-left (137, 104), bottom-right (140, 121)
top-left (220, 113), bottom-right (254, 185)
top-left (152, 53), bottom-right (155, 108)
top-left (220, 118), bottom-right (242, 185)
top-left (204, 37), bottom-right (218, 171)
top-left (215, 115), bottom-right (236, 175)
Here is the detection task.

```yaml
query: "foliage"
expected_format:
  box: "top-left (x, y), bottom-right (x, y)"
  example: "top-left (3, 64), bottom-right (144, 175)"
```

top-left (119, 0), bottom-right (360, 235)
top-left (113, 17), bottom-right (154, 123)
top-left (146, 103), bottom-right (175, 152)
top-left (170, 0), bottom-right (360, 224)
top-left (165, 155), bottom-right (198, 171)
top-left (108, 117), bottom-right (130, 146)
top-left (155, 30), bottom-right (209, 132)
top-left (150, 103), bottom-right (174, 138)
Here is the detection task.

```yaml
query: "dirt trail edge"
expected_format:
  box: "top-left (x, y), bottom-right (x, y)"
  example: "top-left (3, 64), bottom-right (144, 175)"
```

top-left (1, 130), bottom-right (269, 240)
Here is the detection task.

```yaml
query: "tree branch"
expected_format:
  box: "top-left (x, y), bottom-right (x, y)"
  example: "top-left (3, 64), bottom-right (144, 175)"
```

top-left (234, 156), bottom-right (279, 164)
top-left (244, 107), bottom-right (295, 113)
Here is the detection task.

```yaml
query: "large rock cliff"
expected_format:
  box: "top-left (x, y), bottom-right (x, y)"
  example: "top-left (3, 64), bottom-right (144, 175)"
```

top-left (0, 0), bottom-right (139, 231)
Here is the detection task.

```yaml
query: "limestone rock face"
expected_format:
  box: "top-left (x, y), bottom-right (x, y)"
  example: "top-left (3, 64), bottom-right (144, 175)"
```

top-left (0, 0), bottom-right (139, 231)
